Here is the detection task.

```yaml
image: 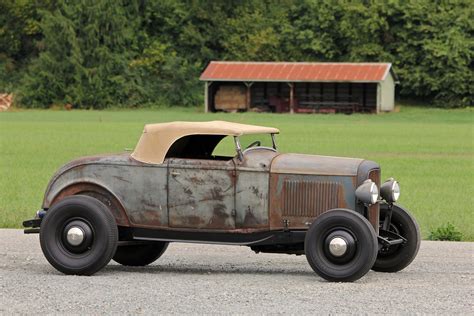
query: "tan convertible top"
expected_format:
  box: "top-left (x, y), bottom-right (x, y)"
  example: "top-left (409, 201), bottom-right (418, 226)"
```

top-left (131, 121), bottom-right (279, 164)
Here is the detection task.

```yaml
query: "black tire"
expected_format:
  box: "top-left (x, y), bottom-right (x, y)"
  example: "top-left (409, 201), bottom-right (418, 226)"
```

top-left (113, 242), bottom-right (169, 266)
top-left (372, 203), bottom-right (420, 272)
top-left (39, 195), bottom-right (118, 275)
top-left (305, 209), bottom-right (378, 282)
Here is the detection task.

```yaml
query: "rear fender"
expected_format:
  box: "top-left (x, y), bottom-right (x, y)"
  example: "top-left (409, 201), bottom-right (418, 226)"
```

top-left (46, 182), bottom-right (130, 227)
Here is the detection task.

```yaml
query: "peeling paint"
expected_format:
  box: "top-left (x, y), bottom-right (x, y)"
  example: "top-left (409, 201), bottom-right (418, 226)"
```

top-left (42, 148), bottom-right (380, 236)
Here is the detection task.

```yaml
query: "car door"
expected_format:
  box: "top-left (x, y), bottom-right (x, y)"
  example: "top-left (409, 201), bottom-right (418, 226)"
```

top-left (167, 158), bottom-right (236, 230)
top-left (233, 149), bottom-right (278, 230)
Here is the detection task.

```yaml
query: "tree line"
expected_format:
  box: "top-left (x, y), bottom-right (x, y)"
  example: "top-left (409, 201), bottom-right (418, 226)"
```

top-left (0, 0), bottom-right (472, 109)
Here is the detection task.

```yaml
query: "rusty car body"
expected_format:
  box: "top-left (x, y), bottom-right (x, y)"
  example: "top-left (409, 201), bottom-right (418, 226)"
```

top-left (24, 121), bottom-right (420, 281)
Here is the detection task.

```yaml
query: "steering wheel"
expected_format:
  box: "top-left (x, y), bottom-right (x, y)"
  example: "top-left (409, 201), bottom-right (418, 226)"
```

top-left (245, 141), bottom-right (261, 149)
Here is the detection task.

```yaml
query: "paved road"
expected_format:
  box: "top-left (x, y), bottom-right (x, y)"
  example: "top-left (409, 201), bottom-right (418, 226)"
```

top-left (1, 229), bottom-right (472, 314)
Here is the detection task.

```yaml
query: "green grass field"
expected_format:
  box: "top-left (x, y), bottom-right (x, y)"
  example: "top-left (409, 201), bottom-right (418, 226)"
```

top-left (1, 106), bottom-right (473, 240)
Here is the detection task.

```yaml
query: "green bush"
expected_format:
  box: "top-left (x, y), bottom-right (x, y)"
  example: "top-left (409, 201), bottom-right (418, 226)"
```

top-left (428, 223), bottom-right (463, 241)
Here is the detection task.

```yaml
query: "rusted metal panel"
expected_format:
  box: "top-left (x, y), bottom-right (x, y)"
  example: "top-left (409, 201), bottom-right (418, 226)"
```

top-left (43, 153), bottom-right (145, 204)
top-left (270, 173), bottom-right (355, 229)
top-left (235, 171), bottom-right (269, 229)
top-left (43, 147), bottom-right (380, 238)
top-left (281, 180), bottom-right (341, 217)
top-left (168, 158), bottom-right (235, 230)
top-left (234, 149), bottom-right (278, 230)
top-left (271, 153), bottom-right (363, 176)
top-left (200, 61), bottom-right (392, 83)
top-left (43, 154), bottom-right (168, 228)
top-left (51, 183), bottom-right (130, 226)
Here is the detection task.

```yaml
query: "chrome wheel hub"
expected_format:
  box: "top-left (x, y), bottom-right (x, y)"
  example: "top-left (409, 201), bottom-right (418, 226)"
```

top-left (66, 226), bottom-right (85, 246)
top-left (324, 230), bottom-right (356, 264)
top-left (61, 219), bottom-right (93, 254)
top-left (328, 237), bottom-right (348, 257)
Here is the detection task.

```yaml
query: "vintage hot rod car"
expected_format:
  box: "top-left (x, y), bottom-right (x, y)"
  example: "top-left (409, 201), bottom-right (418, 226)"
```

top-left (24, 121), bottom-right (420, 281)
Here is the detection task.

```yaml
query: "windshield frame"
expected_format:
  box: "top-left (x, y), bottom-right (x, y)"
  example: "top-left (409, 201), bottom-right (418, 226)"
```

top-left (234, 133), bottom-right (278, 161)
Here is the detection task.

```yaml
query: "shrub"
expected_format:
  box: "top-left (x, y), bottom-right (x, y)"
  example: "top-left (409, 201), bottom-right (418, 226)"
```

top-left (428, 222), bottom-right (463, 241)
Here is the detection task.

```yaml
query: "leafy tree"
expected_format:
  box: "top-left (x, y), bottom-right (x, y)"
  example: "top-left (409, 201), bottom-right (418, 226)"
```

top-left (221, 1), bottom-right (290, 61)
top-left (385, 0), bottom-right (473, 106)
top-left (338, 2), bottom-right (393, 61)
top-left (19, 0), bottom-right (142, 108)
top-left (18, 4), bottom-right (81, 107)
top-left (2, 0), bottom-right (471, 108)
top-left (282, 1), bottom-right (343, 61)
top-left (0, 0), bottom-right (54, 92)
top-left (131, 41), bottom-right (202, 106)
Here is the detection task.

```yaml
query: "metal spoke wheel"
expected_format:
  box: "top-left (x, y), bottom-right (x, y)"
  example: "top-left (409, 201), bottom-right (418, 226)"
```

top-left (372, 203), bottom-right (420, 272)
top-left (39, 195), bottom-right (118, 275)
top-left (305, 209), bottom-right (378, 282)
top-left (113, 242), bottom-right (169, 266)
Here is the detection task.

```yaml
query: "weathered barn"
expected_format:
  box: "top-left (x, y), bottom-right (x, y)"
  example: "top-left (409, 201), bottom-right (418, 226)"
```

top-left (200, 61), bottom-right (398, 114)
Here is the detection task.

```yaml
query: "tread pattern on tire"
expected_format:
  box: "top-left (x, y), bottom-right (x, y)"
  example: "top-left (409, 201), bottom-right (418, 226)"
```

top-left (305, 208), bottom-right (378, 282)
top-left (39, 195), bottom-right (118, 275)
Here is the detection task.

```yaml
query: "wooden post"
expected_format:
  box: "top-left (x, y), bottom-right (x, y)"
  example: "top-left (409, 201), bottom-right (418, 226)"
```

top-left (376, 83), bottom-right (381, 114)
top-left (244, 82), bottom-right (253, 110)
top-left (204, 81), bottom-right (209, 112)
top-left (288, 82), bottom-right (294, 114)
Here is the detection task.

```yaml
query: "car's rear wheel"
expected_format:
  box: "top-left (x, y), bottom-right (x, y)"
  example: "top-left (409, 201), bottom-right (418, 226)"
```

top-left (39, 195), bottom-right (118, 275)
top-left (113, 242), bottom-right (169, 266)
top-left (305, 209), bottom-right (378, 282)
top-left (372, 203), bottom-right (420, 272)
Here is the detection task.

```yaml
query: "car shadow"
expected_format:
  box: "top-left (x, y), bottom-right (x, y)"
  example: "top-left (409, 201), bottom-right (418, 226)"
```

top-left (103, 263), bottom-right (314, 278)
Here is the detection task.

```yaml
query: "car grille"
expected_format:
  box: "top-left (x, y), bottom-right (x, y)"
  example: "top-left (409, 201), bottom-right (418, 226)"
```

top-left (281, 180), bottom-right (341, 217)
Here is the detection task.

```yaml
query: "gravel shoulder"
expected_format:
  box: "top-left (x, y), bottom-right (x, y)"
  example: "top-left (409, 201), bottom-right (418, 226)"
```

top-left (1, 229), bottom-right (473, 314)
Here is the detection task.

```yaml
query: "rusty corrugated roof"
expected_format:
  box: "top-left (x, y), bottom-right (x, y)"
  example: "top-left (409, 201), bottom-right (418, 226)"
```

top-left (200, 61), bottom-right (395, 82)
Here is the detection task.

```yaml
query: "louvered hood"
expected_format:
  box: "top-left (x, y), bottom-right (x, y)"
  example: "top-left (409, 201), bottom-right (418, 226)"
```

top-left (270, 153), bottom-right (364, 176)
top-left (268, 153), bottom-right (370, 229)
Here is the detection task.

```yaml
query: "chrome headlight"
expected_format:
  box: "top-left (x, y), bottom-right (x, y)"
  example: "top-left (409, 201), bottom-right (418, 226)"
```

top-left (380, 178), bottom-right (400, 203)
top-left (355, 179), bottom-right (379, 205)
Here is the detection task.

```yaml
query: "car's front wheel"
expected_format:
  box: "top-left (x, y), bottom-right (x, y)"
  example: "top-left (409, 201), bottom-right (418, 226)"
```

top-left (305, 209), bottom-right (378, 282)
top-left (372, 203), bottom-right (420, 272)
top-left (39, 195), bottom-right (118, 275)
top-left (113, 242), bottom-right (169, 266)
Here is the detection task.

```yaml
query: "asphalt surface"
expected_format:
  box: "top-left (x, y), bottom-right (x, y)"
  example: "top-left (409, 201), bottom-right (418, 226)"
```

top-left (1, 229), bottom-right (472, 314)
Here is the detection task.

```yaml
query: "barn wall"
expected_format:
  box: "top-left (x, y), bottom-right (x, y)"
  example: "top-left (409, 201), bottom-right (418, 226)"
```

top-left (380, 73), bottom-right (395, 111)
top-left (250, 82), bottom-right (290, 107)
top-left (206, 81), bottom-right (381, 113)
top-left (294, 82), bottom-right (377, 113)
top-left (364, 83), bottom-right (377, 111)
